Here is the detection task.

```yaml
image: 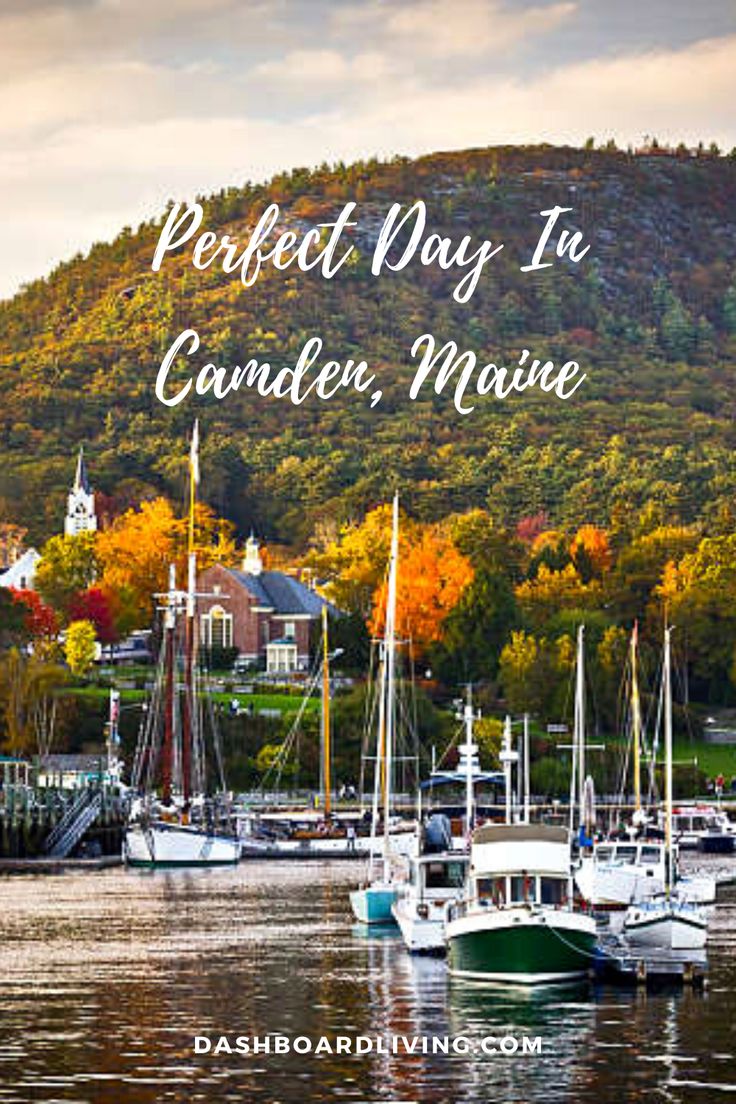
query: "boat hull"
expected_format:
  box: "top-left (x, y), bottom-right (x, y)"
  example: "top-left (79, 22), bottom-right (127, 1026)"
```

top-left (240, 836), bottom-right (369, 859)
top-left (624, 904), bottom-right (707, 950)
top-left (124, 823), bottom-right (240, 867)
top-left (350, 883), bottom-right (397, 924)
top-left (392, 900), bottom-right (446, 954)
top-left (447, 908), bottom-right (597, 983)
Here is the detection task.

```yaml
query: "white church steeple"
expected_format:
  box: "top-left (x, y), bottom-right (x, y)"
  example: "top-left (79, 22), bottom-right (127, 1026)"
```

top-left (65, 447), bottom-right (97, 537)
top-left (242, 533), bottom-right (263, 575)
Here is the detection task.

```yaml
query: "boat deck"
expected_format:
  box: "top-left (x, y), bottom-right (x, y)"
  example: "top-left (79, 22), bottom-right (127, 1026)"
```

top-left (595, 934), bottom-right (708, 989)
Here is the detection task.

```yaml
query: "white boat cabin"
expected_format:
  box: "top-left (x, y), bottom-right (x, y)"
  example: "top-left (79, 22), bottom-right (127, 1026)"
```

top-left (591, 839), bottom-right (666, 872)
top-left (466, 823), bottom-right (573, 910)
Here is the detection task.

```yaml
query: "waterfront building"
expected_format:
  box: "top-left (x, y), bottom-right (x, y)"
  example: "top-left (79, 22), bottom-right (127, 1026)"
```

top-left (197, 536), bottom-right (334, 672)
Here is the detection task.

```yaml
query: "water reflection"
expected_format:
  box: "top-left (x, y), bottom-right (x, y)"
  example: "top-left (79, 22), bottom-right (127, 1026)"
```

top-left (0, 863), bottom-right (733, 1103)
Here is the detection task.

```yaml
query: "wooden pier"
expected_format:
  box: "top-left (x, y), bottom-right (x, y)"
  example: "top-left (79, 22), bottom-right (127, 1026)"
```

top-left (595, 935), bottom-right (708, 989)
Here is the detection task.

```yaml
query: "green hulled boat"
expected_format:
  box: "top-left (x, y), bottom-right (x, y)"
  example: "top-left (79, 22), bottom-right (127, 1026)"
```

top-left (446, 823), bottom-right (597, 984)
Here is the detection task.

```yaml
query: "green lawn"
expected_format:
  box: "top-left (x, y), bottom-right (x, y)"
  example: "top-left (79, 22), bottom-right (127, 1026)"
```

top-left (67, 684), bottom-right (319, 716)
top-left (672, 740), bottom-right (736, 783)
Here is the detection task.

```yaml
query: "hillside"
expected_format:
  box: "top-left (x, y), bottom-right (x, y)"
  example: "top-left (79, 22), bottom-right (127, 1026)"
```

top-left (2, 143), bottom-right (736, 546)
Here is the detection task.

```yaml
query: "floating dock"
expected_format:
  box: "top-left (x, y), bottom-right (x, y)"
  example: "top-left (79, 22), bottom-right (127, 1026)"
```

top-left (595, 934), bottom-right (708, 989)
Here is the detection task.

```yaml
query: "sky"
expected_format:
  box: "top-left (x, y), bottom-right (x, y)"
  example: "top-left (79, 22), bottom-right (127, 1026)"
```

top-left (1, 0), bottom-right (735, 300)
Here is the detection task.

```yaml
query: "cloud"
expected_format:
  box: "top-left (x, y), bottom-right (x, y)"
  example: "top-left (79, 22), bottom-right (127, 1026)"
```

top-left (382, 0), bottom-right (577, 58)
top-left (253, 48), bottom-right (389, 84)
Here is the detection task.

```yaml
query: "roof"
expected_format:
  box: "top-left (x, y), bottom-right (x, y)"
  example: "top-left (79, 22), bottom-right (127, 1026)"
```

top-left (473, 823), bottom-right (569, 846)
top-left (226, 568), bottom-right (337, 617)
top-left (37, 754), bottom-right (106, 772)
top-left (73, 447), bottom-right (91, 494)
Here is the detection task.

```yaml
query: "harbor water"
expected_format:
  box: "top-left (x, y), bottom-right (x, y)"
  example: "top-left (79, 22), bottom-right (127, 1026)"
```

top-left (0, 861), bottom-right (734, 1103)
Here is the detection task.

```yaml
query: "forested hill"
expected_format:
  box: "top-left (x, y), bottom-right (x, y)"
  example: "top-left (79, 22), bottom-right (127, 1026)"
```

top-left (2, 143), bottom-right (736, 546)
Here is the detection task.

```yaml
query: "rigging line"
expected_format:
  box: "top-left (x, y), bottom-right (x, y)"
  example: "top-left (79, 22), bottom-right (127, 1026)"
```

top-left (358, 641), bottom-right (382, 810)
top-left (259, 661), bottom-right (322, 793)
top-left (433, 720), bottom-right (465, 772)
top-left (357, 641), bottom-right (376, 805)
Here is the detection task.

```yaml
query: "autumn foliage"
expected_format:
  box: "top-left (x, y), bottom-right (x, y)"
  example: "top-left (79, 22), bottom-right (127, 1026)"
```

top-left (368, 526), bottom-right (474, 655)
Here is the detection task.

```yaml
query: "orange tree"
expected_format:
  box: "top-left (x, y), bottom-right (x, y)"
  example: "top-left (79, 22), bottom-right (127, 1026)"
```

top-left (369, 526), bottom-right (474, 657)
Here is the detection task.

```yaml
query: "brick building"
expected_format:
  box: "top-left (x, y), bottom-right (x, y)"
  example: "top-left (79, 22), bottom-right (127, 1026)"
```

top-left (197, 537), bottom-right (333, 673)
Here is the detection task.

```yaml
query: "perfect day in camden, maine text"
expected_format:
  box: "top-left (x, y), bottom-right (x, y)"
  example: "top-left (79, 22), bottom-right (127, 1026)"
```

top-left (150, 199), bottom-right (591, 416)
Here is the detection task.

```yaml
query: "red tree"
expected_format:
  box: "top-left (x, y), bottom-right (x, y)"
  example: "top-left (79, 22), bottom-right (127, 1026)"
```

top-left (10, 588), bottom-right (58, 641)
top-left (68, 587), bottom-right (118, 645)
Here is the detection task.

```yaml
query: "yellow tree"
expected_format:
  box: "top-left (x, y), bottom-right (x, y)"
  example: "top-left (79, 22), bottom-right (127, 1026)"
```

top-left (515, 564), bottom-right (602, 632)
top-left (65, 620), bottom-right (97, 677)
top-left (308, 504), bottom-right (421, 616)
top-left (35, 531), bottom-right (98, 620)
top-left (499, 630), bottom-right (575, 719)
top-left (0, 648), bottom-right (68, 756)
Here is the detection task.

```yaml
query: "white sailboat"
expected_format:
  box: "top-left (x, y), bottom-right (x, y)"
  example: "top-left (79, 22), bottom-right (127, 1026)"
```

top-left (391, 689), bottom-right (480, 953)
top-left (623, 627), bottom-right (707, 949)
top-left (350, 494), bottom-right (401, 924)
top-left (124, 423), bottom-right (239, 868)
top-left (574, 622), bottom-right (714, 909)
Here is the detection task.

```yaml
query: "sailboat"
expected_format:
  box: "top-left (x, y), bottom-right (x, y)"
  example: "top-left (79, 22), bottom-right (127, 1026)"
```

top-left (238, 607), bottom-right (373, 857)
top-left (623, 627), bottom-right (708, 949)
top-left (445, 712), bottom-right (597, 984)
top-left (574, 623), bottom-right (714, 909)
top-left (350, 494), bottom-right (402, 924)
top-left (390, 689), bottom-right (480, 953)
top-left (575, 622), bottom-right (665, 907)
top-left (124, 422), bottom-right (240, 868)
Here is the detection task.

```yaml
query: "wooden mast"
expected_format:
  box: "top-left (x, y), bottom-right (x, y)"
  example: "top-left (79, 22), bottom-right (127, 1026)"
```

top-left (182, 419), bottom-right (199, 814)
top-left (321, 604), bottom-right (331, 817)
top-left (162, 563), bottom-right (176, 805)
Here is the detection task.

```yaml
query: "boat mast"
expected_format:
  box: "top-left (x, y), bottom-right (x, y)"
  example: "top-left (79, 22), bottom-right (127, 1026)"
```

top-left (569, 625), bottom-right (586, 834)
top-left (162, 563), bottom-right (177, 805)
top-left (321, 604), bottom-right (332, 817)
top-left (631, 621), bottom-right (642, 814)
top-left (182, 419), bottom-right (199, 814)
top-left (462, 685), bottom-right (476, 836)
top-left (382, 493), bottom-right (399, 883)
top-left (664, 625), bottom-right (673, 897)
top-left (575, 624), bottom-right (586, 821)
top-left (502, 715), bottom-right (513, 826)
top-left (368, 652), bottom-right (386, 882)
top-left (523, 713), bottom-right (530, 824)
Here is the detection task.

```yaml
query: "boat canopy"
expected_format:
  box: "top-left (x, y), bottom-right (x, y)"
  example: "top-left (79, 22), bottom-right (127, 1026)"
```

top-left (470, 823), bottom-right (572, 878)
top-left (420, 770), bottom-right (505, 789)
top-left (473, 824), bottom-right (569, 845)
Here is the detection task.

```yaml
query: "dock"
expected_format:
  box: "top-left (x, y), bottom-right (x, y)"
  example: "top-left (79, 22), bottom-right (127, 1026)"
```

top-left (0, 856), bottom-right (122, 874)
top-left (595, 934), bottom-right (708, 989)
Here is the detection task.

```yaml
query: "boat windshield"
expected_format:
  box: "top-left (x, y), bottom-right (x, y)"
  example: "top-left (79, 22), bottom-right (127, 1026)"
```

top-left (596, 846), bottom-right (613, 862)
top-left (616, 846), bottom-right (637, 864)
top-left (425, 860), bottom-right (467, 889)
top-left (640, 845), bottom-right (661, 864)
top-left (540, 877), bottom-right (567, 905)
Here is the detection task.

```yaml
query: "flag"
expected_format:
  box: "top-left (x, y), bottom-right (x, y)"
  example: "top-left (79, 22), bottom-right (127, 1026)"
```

top-left (190, 419), bottom-right (200, 485)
